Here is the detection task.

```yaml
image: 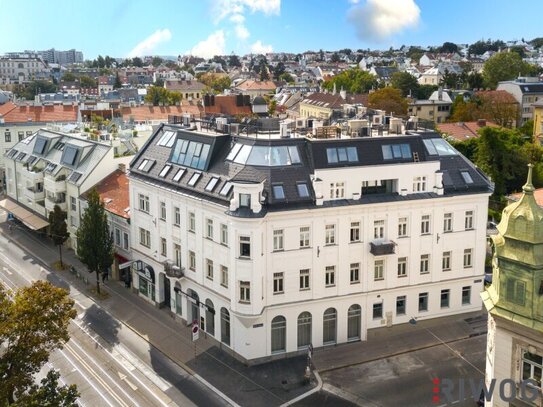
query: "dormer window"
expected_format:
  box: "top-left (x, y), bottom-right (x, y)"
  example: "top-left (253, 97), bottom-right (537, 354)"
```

top-left (239, 193), bottom-right (251, 208)
top-left (297, 183), bottom-right (309, 198)
top-left (272, 184), bottom-right (285, 200)
top-left (61, 145), bottom-right (79, 166)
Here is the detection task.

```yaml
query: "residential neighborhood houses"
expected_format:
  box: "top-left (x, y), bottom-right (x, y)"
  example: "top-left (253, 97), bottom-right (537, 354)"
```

top-left (1, 36), bottom-right (543, 407)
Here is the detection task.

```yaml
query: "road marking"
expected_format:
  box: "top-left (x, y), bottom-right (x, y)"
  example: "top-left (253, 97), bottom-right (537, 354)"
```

top-left (118, 372), bottom-right (138, 391)
top-left (2, 266), bottom-right (12, 275)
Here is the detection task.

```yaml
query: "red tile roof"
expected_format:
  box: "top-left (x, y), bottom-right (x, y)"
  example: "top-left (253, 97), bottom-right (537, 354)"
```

top-left (120, 104), bottom-right (202, 121)
top-left (509, 188), bottom-right (543, 207)
top-left (85, 170), bottom-right (130, 219)
top-left (1, 103), bottom-right (79, 124)
top-left (236, 80), bottom-right (277, 91)
top-left (203, 95), bottom-right (252, 116)
top-left (0, 102), bottom-right (17, 117)
top-left (437, 120), bottom-right (499, 142)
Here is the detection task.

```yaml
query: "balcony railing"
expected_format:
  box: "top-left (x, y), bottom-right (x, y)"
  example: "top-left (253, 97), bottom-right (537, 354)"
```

top-left (370, 240), bottom-right (396, 256)
top-left (163, 261), bottom-right (184, 279)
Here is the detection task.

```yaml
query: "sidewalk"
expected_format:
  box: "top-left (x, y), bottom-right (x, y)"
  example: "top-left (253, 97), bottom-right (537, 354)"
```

top-left (2, 221), bottom-right (488, 405)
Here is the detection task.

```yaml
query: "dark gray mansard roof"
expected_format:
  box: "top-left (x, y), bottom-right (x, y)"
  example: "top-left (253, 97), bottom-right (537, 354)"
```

top-left (128, 124), bottom-right (492, 213)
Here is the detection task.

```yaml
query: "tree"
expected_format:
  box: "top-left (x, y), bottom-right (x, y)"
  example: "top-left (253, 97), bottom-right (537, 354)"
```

top-left (440, 42), bottom-right (458, 53)
top-left (466, 72), bottom-right (484, 90)
top-left (273, 62), bottom-right (286, 80)
top-left (279, 72), bottom-right (294, 83)
top-left (76, 189), bottom-right (114, 294)
top-left (144, 86), bottom-right (182, 106)
top-left (61, 72), bottom-right (76, 82)
top-left (322, 68), bottom-right (378, 94)
top-left (199, 73), bottom-right (231, 93)
top-left (0, 281), bottom-right (76, 404)
top-left (229, 54), bottom-right (241, 68)
top-left (530, 37), bottom-right (543, 49)
top-left (259, 63), bottom-right (270, 81)
top-left (132, 57), bottom-right (143, 67)
top-left (113, 72), bottom-right (122, 89)
top-left (477, 91), bottom-right (518, 127)
top-left (416, 84), bottom-right (438, 100)
top-left (14, 80), bottom-right (57, 100)
top-left (79, 75), bottom-right (97, 88)
top-left (509, 46), bottom-right (526, 58)
top-left (440, 69), bottom-right (462, 89)
top-left (48, 205), bottom-right (69, 268)
top-left (154, 77), bottom-right (165, 88)
top-left (12, 370), bottom-right (79, 407)
top-left (151, 56), bottom-right (164, 67)
top-left (483, 52), bottom-right (532, 88)
top-left (368, 87), bottom-right (407, 116)
top-left (390, 72), bottom-right (419, 97)
top-left (330, 52), bottom-right (341, 63)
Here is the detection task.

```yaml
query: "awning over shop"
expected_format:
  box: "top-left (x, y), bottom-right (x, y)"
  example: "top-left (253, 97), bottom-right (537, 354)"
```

top-left (0, 198), bottom-right (49, 230)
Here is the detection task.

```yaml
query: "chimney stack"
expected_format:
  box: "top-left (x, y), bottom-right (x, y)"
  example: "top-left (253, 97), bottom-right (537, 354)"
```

top-left (477, 119), bottom-right (487, 127)
top-left (118, 163), bottom-right (126, 173)
top-left (339, 86), bottom-right (347, 100)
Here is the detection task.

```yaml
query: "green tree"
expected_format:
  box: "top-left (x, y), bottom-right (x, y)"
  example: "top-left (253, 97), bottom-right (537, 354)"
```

top-left (530, 37), bottom-right (543, 49)
top-left (279, 72), bottom-right (294, 83)
top-left (15, 80), bottom-right (57, 100)
top-left (132, 57), bottom-right (143, 67)
top-left (440, 69), bottom-right (462, 89)
top-left (48, 205), bottom-right (69, 268)
top-left (416, 84), bottom-right (438, 100)
top-left (273, 62), bottom-right (286, 80)
top-left (330, 52), bottom-right (341, 63)
top-left (154, 77), bottom-right (165, 88)
top-left (113, 73), bottom-right (122, 89)
top-left (199, 73), bottom-right (231, 93)
top-left (509, 46), bottom-right (526, 58)
top-left (466, 72), bottom-right (484, 90)
top-left (483, 52), bottom-right (532, 88)
top-left (62, 72), bottom-right (76, 82)
top-left (390, 72), bottom-right (419, 97)
top-left (259, 63), bottom-right (270, 81)
top-left (144, 86), bottom-right (182, 106)
top-left (229, 54), bottom-right (241, 68)
top-left (79, 75), bottom-right (97, 88)
top-left (151, 56), bottom-right (164, 67)
top-left (76, 189), bottom-right (114, 294)
top-left (368, 87), bottom-right (407, 115)
top-left (440, 42), bottom-right (458, 53)
top-left (12, 370), bottom-right (79, 407)
top-left (322, 68), bottom-right (378, 94)
top-left (0, 281), bottom-right (76, 404)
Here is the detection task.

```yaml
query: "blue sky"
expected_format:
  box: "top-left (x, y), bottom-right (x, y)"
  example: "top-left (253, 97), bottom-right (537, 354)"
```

top-left (1, 0), bottom-right (542, 59)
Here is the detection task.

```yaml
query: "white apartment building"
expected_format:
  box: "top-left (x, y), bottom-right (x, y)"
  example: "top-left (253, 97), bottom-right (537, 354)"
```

top-left (128, 121), bottom-right (492, 363)
top-left (497, 77), bottom-right (543, 126)
top-left (3, 129), bottom-right (131, 248)
top-left (0, 53), bottom-right (50, 84)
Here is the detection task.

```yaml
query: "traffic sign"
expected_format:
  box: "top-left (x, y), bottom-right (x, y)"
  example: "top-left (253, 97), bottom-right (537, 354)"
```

top-left (192, 320), bottom-right (199, 341)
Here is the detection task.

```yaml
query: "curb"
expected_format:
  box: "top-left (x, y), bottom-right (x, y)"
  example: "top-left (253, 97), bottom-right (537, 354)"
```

top-left (279, 369), bottom-right (322, 407)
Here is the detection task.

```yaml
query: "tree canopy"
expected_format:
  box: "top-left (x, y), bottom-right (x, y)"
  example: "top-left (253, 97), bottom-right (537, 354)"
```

top-left (482, 52), bottom-right (533, 88)
top-left (79, 75), bottom-right (97, 88)
top-left (14, 80), bottom-right (57, 100)
top-left (228, 54), bottom-right (241, 68)
top-left (0, 281), bottom-right (77, 404)
top-left (440, 42), bottom-right (458, 53)
top-left (449, 92), bottom-right (518, 127)
top-left (468, 39), bottom-right (506, 56)
top-left (322, 68), bottom-right (378, 94)
top-left (368, 87), bottom-right (408, 116)
top-left (48, 205), bottom-right (69, 268)
top-left (390, 72), bottom-right (419, 97)
top-left (12, 370), bottom-right (79, 407)
top-left (144, 86), bottom-right (182, 106)
top-left (199, 73), bottom-right (231, 94)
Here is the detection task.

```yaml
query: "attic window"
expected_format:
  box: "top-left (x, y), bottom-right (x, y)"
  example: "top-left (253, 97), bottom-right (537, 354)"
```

top-left (272, 184), bottom-right (285, 200)
top-left (159, 164), bottom-right (172, 178)
top-left (326, 147), bottom-right (358, 164)
top-left (187, 172), bottom-right (201, 186)
top-left (61, 146), bottom-right (79, 166)
top-left (461, 171), bottom-right (473, 184)
top-left (16, 152), bottom-right (26, 161)
top-left (297, 183), bottom-right (310, 198)
top-left (69, 171), bottom-right (82, 183)
top-left (219, 181), bottom-right (233, 196)
top-left (157, 130), bottom-right (177, 147)
top-left (44, 162), bottom-right (57, 173)
top-left (33, 137), bottom-right (47, 155)
top-left (20, 134), bottom-right (35, 145)
top-left (423, 138), bottom-right (457, 156)
top-left (382, 144), bottom-right (411, 160)
top-left (138, 159), bottom-right (149, 170)
top-left (53, 141), bottom-right (65, 151)
top-left (7, 149), bottom-right (18, 159)
top-left (205, 177), bottom-right (220, 192)
top-left (173, 167), bottom-right (186, 182)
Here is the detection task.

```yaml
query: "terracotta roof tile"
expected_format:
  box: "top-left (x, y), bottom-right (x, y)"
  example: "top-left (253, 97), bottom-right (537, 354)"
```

top-left (0, 101), bottom-right (17, 117)
top-left (236, 80), bottom-right (277, 91)
top-left (437, 120), bottom-right (499, 142)
top-left (2, 104), bottom-right (78, 123)
top-left (120, 104), bottom-right (202, 121)
top-left (85, 170), bottom-right (130, 219)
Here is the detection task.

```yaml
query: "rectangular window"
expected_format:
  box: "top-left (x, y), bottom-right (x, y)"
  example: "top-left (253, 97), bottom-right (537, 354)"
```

top-left (239, 193), bottom-right (251, 207)
top-left (329, 182), bottom-right (345, 199)
top-left (506, 279), bottom-right (526, 306)
top-left (421, 215), bottom-right (430, 235)
top-left (18, 131), bottom-right (24, 141)
top-left (273, 272), bottom-right (284, 294)
top-left (374, 260), bottom-right (384, 281)
top-left (374, 220), bottom-right (385, 239)
top-left (160, 237), bottom-right (167, 256)
top-left (239, 236), bottom-right (251, 258)
top-left (521, 351), bottom-right (542, 387)
top-left (240, 281), bottom-right (250, 303)
top-left (350, 263), bottom-right (360, 284)
top-left (441, 289), bottom-right (450, 308)
top-left (350, 221), bottom-right (360, 242)
top-left (325, 266), bottom-right (336, 287)
top-left (174, 244), bottom-right (181, 267)
top-left (443, 213), bottom-right (452, 233)
top-left (174, 207), bottom-right (180, 226)
top-left (373, 303), bottom-right (383, 319)
top-left (396, 296), bottom-right (406, 315)
top-left (273, 229), bottom-right (284, 251)
top-left (115, 228), bottom-right (121, 245)
top-left (299, 269), bottom-right (310, 290)
top-left (5, 132), bottom-right (11, 143)
top-left (398, 217), bottom-right (408, 237)
top-left (220, 224), bottom-right (228, 246)
top-left (70, 196), bottom-right (77, 211)
top-left (419, 292), bottom-right (428, 312)
top-left (420, 254), bottom-right (430, 274)
top-left (221, 265), bottom-right (228, 287)
top-left (442, 251), bottom-right (451, 271)
top-left (462, 286), bottom-right (471, 305)
top-left (206, 259), bottom-right (214, 280)
top-left (299, 226), bottom-right (310, 248)
top-left (463, 248), bottom-right (473, 268)
top-left (189, 251), bottom-right (196, 271)
top-left (397, 257), bottom-right (407, 277)
top-left (138, 194), bottom-right (150, 213)
top-left (413, 176), bottom-right (426, 192)
top-left (325, 224), bottom-right (336, 245)
top-left (206, 218), bottom-right (214, 239)
top-left (139, 227), bottom-right (150, 248)
top-left (160, 201), bottom-right (166, 220)
top-left (465, 211), bottom-right (474, 230)
top-left (188, 212), bottom-right (195, 232)
top-left (123, 232), bottom-right (129, 250)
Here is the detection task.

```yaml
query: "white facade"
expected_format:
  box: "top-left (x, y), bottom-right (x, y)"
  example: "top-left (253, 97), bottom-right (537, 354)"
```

top-left (0, 55), bottom-right (50, 84)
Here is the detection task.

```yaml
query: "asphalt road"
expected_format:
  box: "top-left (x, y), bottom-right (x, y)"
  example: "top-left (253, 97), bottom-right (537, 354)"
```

top-left (0, 223), bottom-right (227, 407)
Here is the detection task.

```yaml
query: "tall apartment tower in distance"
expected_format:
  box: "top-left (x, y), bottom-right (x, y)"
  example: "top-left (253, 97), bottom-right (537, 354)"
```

top-left (482, 165), bottom-right (543, 406)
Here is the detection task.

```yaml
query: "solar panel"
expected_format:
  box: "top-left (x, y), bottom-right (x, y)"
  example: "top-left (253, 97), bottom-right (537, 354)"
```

top-left (62, 146), bottom-right (79, 166)
top-left (33, 137), bottom-right (47, 155)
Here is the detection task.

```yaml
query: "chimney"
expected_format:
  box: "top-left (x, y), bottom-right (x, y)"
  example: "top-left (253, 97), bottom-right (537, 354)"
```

top-left (340, 87), bottom-right (347, 100)
top-left (437, 86), bottom-right (443, 101)
top-left (118, 163), bottom-right (126, 173)
top-left (477, 119), bottom-right (486, 127)
top-left (332, 83), bottom-right (337, 95)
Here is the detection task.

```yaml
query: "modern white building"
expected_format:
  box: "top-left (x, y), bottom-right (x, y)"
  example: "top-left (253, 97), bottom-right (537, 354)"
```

top-left (128, 120), bottom-right (492, 363)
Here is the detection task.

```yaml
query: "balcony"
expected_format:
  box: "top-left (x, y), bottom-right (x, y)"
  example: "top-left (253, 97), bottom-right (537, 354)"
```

top-left (24, 186), bottom-right (45, 201)
top-left (163, 261), bottom-right (184, 279)
top-left (44, 176), bottom-right (67, 194)
top-left (21, 166), bottom-right (44, 183)
top-left (370, 240), bottom-right (396, 256)
top-left (45, 196), bottom-right (67, 212)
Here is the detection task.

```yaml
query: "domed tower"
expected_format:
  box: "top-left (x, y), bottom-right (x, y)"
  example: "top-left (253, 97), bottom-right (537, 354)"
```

top-left (481, 164), bottom-right (543, 406)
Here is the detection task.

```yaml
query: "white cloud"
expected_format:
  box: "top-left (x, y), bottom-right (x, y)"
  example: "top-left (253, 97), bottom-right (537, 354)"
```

top-left (250, 40), bottom-right (273, 54)
top-left (348, 0), bottom-right (360, 3)
top-left (128, 29), bottom-right (172, 57)
top-left (189, 30), bottom-right (226, 59)
top-left (229, 13), bottom-right (245, 24)
top-left (235, 24), bottom-right (250, 40)
top-left (348, 0), bottom-right (420, 42)
top-left (213, 0), bottom-right (280, 23)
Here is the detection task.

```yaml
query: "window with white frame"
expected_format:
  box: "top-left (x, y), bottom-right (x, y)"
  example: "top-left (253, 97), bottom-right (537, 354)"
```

top-left (374, 220), bottom-right (385, 239)
top-left (463, 248), bottom-right (473, 268)
top-left (174, 206), bottom-right (180, 226)
top-left (206, 259), bottom-right (213, 280)
top-left (443, 213), bottom-right (452, 233)
top-left (206, 218), bottom-right (214, 239)
top-left (350, 263), bottom-right (360, 284)
top-left (70, 215), bottom-right (76, 227)
top-left (398, 217), bottom-right (408, 237)
top-left (139, 227), bottom-right (150, 248)
top-left (70, 196), bottom-right (77, 211)
top-left (160, 201), bottom-right (167, 220)
top-left (325, 266), bottom-right (335, 286)
top-left (221, 265), bottom-right (228, 287)
top-left (465, 210), bottom-right (474, 230)
top-left (374, 260), bottom-right (384, 281)
top-left (420, 254), bottom-right (430, 274)
top-left (239, 193), bottom-right (251, 207)
top-left (350, 221), bottom-right (360, 242)
top-left (160, 237), bottom-right (167, 256)
top-left (239, 281), bottom-right (250, 303)
top-left (220, 224), bottom-right (228, 246)
top-left (421, 215), bottom-right (430, 235)
top-left (115, 228), bottom-right (121, 246)
top-left (397, 257), bottom-right (407, 277)
top-left (174, 244), bottom-right (181, 267)
top-left (329, 182), bottom-right (345, 199)
top-left (239, 236), bottom-right (251, 258)
top-left (413, 176), bottom-right (426, 192)
top-left (299, 226), bottom-right (310, 248)
top-left (123, 232), bottom-right (129, 250)
top-left (442, 251), bottom-right (451, 271)
top-left (299, 269), bottom-right (310, 290)
top-left (273, 229), bottom-right (284, 251)
top-left (189, 251), bottom-right (196, 271)
top-left (521, 351), bottom-right (542, 389)
top-left (273, 272), bottom-right (284, 294)
top-left (138, 194), bottom-right (149, 213)
top-left (325, 224), bottom-right (336, 245)
top-left (188, 212), bottom-right (195, 232)
top-left (462, 286), bottom-right (471, 305)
